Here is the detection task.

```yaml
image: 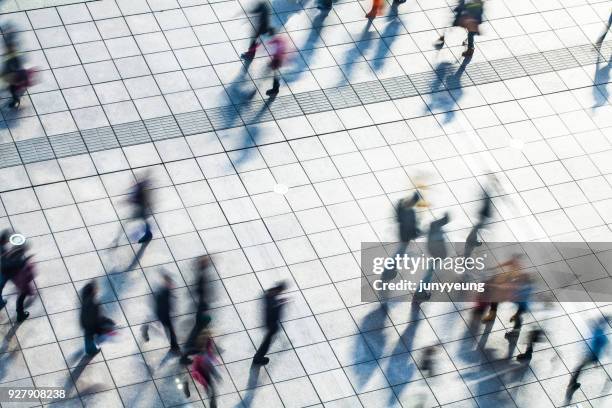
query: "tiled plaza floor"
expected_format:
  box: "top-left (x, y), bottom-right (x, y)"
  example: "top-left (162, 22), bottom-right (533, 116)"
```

top-left (1, 0), bottom-right (612, 407)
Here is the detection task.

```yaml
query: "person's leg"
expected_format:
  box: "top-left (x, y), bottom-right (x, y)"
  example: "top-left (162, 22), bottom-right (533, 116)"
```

top-left (569, 357), bottom-right (590, 387)
top-left (462, 32), bottom-right (476, 57)
top-left (597, 14), bottom-right (612, 44)
top-left (511, 302), bottom-right (527, 330)
top-left (366, 0), bottom-right (381, 18)
top-left (266, 71), bottom-right (280, 96)
top-left (8, 84), bottom-right (20, 108)
top-left (84, 331), bottom-right (99, 355)
top-left (207, 374), bottom-right (217, 408)
top-left (467, 31), bottom-right (475, 48)
top-left (16, 293), bottom-right (28, 321)
top-left (482, 302), bottom-right (498, 322)
top-left (243, 26), bottom-right (265, 59)
top-left (0, 274), bottom-right (7, 308)
top-left (517, 329), bottom-right (542, 361)
top-left (138, 212), bottom-right (152, 243)
top-left (164, 320), bottom-right (179, 351)
top-left (253, 328), bottom-right (276, 364)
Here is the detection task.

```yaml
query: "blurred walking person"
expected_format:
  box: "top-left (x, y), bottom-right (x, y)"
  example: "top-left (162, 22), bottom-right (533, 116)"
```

top-left (383, 192), bottom-right (421, 282)
top-left (129, 173), bottom-right (153, 243)
top-left (190, 334), bottom-right (220, 408)
top-left (155, 274), bottom-right (180, 353)
top-left (80, 281), bottom-right (116, 355)
top-left (434, 0), bottom-right (484, 58)
top-left (241, 1), bottom-right (272, 61)
top-left (180, 256), bottom-right (213, 364)
top-left (566, 317), bottom-right (609, 399)
top-left (265, 30), bottom-right (288, 97)
top-left (2, 31), bottom-right (33, 109)
top-left (503, 255), bottom-right (531, 339)
top-left (12, 245), bottom-right (35, 322)
top-left (253, 282), bottom-right (287, 365)
top-left (318, 0), bottom-right (333, 10)
top-left (396, 192), bottom-right (421, 256)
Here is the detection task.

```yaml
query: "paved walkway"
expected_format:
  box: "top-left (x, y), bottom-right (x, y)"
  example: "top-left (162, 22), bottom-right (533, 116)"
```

top-left (0, 0), bottom-right (612, 407)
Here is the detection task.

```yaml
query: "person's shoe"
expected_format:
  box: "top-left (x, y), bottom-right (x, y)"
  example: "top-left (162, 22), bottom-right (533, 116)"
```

top-left (516, 352), bottom-right (532, 361)
top-left (365, 12), bottom-right (375, 19)
top-left (509, 313), bottom-right (518, 322)
top-left (567, 382), bottom-right (580, 391)
top-left (462, 48), bottom-right (475, 58)
top-left (140, 324), bottom-right (150, 342)
top-left (434, 36), bottom-right (445, 49)
top-left (482, 311), bottom-right (496, 322)
top-left (170, 345), bottom-right (181, 354)
top-left (182, 380), bottom-right (190, 398)
top-left (16, 311), bottom-right (29, 322)
top-left (179, 355), bottom-right (193, 365)
top-left (252, 357), bottom-right (270, 366)
top-left (86, 347), bottom-right (101, 356)
top-left (266, 88), bottom-right (279, 97)
top-left (138, 231), bottom-right (152, 244)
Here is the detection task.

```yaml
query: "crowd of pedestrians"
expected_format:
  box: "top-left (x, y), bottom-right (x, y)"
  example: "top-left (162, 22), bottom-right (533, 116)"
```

top-left (0, 0), bottom-right (611, 406)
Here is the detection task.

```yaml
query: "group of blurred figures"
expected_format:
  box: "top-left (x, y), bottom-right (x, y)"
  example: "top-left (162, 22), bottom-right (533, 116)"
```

top-left (1, 172), bottom-right (610, 405)
top-left (2, 0), bottom-right (610, 107)
top-left (388, 179), bottom-right (610, 403)
top-left (0, 0), bottom-right (611, 405)
top-left (0, 174), bottom-right (289, 408)
top-left (236, 0), bottom-right (487, 98)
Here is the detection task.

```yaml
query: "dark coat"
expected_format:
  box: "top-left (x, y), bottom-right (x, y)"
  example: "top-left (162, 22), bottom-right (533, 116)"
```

top-left (396, 193), bottom-right (421, 242)
top-left (80, 295), bottom-right (101, 334)
top-left (155, 287), bottom-right (172, 323)
top-left (265, 291), bottom-right (284, 330)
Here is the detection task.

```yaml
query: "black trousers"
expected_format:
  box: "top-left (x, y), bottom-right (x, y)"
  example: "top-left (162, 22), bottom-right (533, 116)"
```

top-left (161, 318), bottom-right (179, 349)
top-left (254, 325), bottom-right (278, 361)
top-left (16, 293), bottom-right (26, 317)
top-left (570, 353), bottom-right (597, 386)
top-left (0, 273), bottom-right (7, 302)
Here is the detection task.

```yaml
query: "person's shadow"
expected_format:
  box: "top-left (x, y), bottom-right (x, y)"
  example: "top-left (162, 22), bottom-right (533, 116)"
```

top-left (371, 2), bottom-right (402, 73)
top-left (0, 321), bottom-right (24, 382)
top-left (337, 19), bottom-right (377, 85)
top-left (285, 7), bottom-right (332, 84)
top-left (351, 303), bottom-right (390, 390)
top-left (593, 59), bottom-right (610, 107)
top-left (232, 94), bottom-right (277, 165)
top-left (385, 300), bottom-right (423, 406)
top-left (236, 365), bottom-right (265, 407)
top-left (426, 59), bottom-right (471, 123)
